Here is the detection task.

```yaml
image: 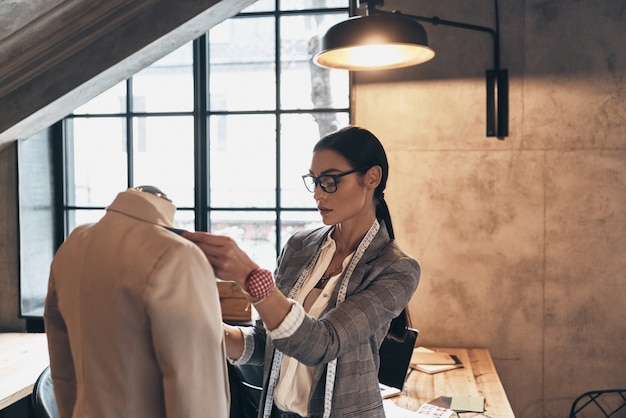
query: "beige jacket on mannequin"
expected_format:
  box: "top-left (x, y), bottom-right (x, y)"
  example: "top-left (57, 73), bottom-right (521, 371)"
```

top-left (44, 187), bottom-right (229, 418)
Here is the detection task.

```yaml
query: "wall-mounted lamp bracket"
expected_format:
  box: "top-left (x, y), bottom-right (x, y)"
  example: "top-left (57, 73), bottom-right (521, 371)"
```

top-left (375, 7), bottom-right (508, 139)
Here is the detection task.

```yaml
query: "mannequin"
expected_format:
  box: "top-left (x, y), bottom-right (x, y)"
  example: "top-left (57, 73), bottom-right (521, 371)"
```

top-left (44, 186), bottom-right (230, 418)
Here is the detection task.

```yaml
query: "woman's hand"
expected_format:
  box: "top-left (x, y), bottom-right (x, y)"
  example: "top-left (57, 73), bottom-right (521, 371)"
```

top-left (182, 231), bottom-right (258, 287)
top-left (183, 231), bottom-right (292, 331)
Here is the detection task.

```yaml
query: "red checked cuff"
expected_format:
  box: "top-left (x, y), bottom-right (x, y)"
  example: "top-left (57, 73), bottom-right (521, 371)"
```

top-left (244, 268), bottom-right (275, 300)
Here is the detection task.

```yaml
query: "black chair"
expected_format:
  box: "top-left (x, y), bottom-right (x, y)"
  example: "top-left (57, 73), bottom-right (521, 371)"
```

top-left (570, 389), bottom-right (626, 418)
top-left (378, 308), bottom-right (419, 388)
top-left (378, 327), bottom-right (419, 390)
top-left (31, 366), bottom-right (60, 418)
top-left (228, 363), bottom-right (263, 418)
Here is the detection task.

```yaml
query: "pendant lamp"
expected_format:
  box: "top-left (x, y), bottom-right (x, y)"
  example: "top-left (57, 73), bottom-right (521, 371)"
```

top-left (314, 14), bottom-right (435, 71)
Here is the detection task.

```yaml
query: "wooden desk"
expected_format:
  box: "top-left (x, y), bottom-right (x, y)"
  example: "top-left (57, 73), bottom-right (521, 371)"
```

top-left (393, 347), bottom-right (514, 417)
top-left (0, 333), bottom-right (49, 410)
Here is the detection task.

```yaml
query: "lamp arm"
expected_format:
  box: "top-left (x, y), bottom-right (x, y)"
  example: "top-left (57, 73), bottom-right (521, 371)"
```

top-left (374, 9), bottom-right (500, 71)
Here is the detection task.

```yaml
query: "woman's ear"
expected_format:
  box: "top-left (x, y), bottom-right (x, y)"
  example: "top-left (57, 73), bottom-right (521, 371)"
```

top-left (366, 165), bottom-right (382, 189)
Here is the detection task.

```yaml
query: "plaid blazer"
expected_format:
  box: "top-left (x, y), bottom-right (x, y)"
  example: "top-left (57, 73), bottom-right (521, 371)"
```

top-left (248, 223), bottom-right (420, 418)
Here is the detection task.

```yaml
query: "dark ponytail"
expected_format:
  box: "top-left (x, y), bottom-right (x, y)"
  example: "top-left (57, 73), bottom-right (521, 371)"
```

top-left (375, 190), bottom-right (394, 240)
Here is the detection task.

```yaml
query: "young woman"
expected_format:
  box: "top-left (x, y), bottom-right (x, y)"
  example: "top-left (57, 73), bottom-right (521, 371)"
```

top-left (185, 125), bottom-right (420, 418)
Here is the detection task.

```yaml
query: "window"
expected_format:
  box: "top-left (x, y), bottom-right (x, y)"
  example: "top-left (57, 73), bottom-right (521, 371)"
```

top-left (19, 0), bottom-right (350, 320)
top-left (20, 1), bottom-right (351, 319)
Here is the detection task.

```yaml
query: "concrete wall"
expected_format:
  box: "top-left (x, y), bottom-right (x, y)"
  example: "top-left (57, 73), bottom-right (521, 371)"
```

top-left (353, 0), bottom-right (626, 416)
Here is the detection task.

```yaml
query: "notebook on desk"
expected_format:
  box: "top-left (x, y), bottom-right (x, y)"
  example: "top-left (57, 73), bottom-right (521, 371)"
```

top-left (378, 328), bottom-right (419, 398)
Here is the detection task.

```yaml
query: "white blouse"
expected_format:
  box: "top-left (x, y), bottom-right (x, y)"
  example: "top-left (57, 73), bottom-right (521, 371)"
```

top-left (273, 235), bottom-right (354, 416)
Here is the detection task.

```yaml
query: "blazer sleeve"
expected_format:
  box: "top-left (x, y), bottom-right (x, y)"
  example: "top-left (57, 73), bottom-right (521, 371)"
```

top-left (145, 243), bottom-right (230, 418)
top-left (274, 250), bottom-right (420, 367)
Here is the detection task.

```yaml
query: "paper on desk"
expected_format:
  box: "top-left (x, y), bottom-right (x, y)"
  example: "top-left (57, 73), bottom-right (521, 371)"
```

top-left (383, 399), bottom-right (454, 418)
top-left (411, 351), bottom-right (456, 365)
top-left (415, 402), bottom-right (454, 418)
top-left (410, 348), bottom-right (463, 374)
top-left (383, 400), bottom-right (419, 417)
top-left (450, 395), bottom-right (485, 413)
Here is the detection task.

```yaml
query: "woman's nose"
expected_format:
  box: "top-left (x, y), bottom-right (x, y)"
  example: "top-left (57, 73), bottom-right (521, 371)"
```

top-left (313, 183), bottom-right (325, 200)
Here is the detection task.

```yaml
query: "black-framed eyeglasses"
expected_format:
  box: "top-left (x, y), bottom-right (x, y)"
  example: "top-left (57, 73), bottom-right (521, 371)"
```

top-left (301, 167), bottom-right (368, 193)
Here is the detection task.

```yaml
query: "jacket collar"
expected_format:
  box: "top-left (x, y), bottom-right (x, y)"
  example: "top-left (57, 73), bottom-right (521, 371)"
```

top-left (106, 188), bottom-right (176, 227)
top-left (303, 221), bottom-right (392, 263)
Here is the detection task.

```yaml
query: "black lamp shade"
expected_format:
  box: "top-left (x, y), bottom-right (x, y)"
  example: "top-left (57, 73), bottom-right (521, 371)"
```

top-left (314, 14), bottom-right (435, 71)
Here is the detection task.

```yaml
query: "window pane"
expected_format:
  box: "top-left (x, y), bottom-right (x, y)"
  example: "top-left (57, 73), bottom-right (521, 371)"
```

top-left (174, 208), bottom-right (195, 231)
top-left (132, 44), bottom-right (194, 112)
top-left (281, 211), bottom-right (324, 245)
top-left (18, 135), bottom-right (55, 317)
top-left (67, 209), bottom-right (194, 237)
top-left (280, 0), bottom-right (349, 11)
top-left (73, 81), bottom-right (126, 114)
top-left (280, 112), bottom-right (349, 207)
top-left (210, 211), bottom-right (278, 272)
top-left (209, 114), bottom-right (276, 207)
top-left (132, 116), bottom-right (195, 207)
top-left (67, 118), bottom-right (128, 207)
top-left (209, 18), bottom-right (276, 111)
top-left (281, 13), bottom-right (349, 109)
top-left (242, 0), bottom-right (274, 12)
top-left (67, 209), bottom-right (106, 234)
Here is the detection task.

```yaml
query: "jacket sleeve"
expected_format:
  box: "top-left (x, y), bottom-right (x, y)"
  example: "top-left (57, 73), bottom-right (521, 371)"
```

top-left (274, 251), bottom-right (420, 367)
top-left (145, 243), bottom-right (230, 418)
top-left (44, 270), bottom-right (78, 418)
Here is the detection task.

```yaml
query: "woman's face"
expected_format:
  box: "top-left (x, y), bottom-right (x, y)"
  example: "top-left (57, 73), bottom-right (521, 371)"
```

top-left (308, 149), bottom-right (377, 226)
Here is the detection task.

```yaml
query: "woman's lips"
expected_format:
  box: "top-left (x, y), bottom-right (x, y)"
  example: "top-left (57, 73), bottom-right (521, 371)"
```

top-left (318, 206), bottom-right (331, 216)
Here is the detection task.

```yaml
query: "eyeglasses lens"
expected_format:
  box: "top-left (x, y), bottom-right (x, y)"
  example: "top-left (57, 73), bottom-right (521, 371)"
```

top-left (319, 176), bottom-right (336, 193)
top-left (303, 175), bottom-right (315, 192)
top-left (302, 175), bottom-right (337, 193)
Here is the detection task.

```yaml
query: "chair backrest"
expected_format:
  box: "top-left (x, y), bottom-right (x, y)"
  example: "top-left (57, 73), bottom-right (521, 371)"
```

top-left (569, 389), bottom-right (626, 418)
top-left (228, 363), bottom-right (263, 418)
top-left (31, 366), bottom-right (60, 418)
top-left (378, 327), bottom-right (419, 389)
